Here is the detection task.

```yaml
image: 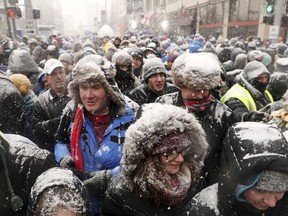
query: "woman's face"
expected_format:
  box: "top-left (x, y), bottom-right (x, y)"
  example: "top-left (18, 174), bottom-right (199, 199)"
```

top-left (79, 82), bottom-right (110, 114)
top-left (159, 152), bottom-right (184, 175)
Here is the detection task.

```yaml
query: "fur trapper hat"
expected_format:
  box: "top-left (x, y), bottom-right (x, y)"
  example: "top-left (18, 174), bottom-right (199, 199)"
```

top-left (121, 103), bottom-right (208, 190)
top-left (69, 55), bottom-right (124, 106)
top-left (172, 52), bottom-right (222, 90)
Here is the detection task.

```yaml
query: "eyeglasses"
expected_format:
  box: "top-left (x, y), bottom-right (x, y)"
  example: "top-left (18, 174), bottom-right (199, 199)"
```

top-left (161, 149), bottom-right (188, 162)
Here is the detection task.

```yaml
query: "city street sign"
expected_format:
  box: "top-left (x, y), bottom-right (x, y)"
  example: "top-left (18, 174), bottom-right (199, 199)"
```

top-left (25, 19), bottom-right (36, 34)
top-left (269, 25), bottom-right (279, 40)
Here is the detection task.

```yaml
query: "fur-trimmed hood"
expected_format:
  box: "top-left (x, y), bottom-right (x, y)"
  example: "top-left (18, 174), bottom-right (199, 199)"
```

top-left (121, 103), bottom-right (208, 190)
top-left (172, 52), bottom-right (222, 90)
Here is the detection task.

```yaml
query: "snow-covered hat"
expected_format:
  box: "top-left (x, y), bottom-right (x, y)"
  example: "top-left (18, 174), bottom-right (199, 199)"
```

top-left (111, 50), bottom-right (132, 66)
top-left (242, 60), bottom-right (269, 82)
top-left (172, 52), bottom-right (222, 90)
top-left (121, 103), bottom-right (208, 190)
top-left (8, 49), bottom-right (39, 73)
top-left (69, 55), bottom-right (124, 106)
top-left (275, 57), bottom-right (288, 73)
top-left (142, 57), bottom-right (166, 83)
top-left (58, 53), bottom-right (73, 64)
top-left (43, 59), bottom-right (64, 75)
top-left (255, 171), bottom-right (288, 192)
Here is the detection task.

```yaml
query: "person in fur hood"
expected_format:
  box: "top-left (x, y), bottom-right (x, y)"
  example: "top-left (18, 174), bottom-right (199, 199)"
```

top-left (102, 103), bottom-right (208, 216)
top-left (221, 60), bottom-right (274, 122)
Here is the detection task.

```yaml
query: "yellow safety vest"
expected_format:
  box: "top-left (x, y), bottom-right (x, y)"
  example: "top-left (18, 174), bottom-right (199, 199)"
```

top-left (221, 83), bottom-right (274, 112)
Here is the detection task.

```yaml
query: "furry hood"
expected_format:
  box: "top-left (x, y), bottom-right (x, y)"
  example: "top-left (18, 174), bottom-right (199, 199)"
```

top-left (121, 103), bottom-right (208, 190)
top-left (172, 52), bottom-right (222, 90)
top-left (8, 49), bottom-right (39, 73)
top-left (69, 55), bottom-right (125, 106)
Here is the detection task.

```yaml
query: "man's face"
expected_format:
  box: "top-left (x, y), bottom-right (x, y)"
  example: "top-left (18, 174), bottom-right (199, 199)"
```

top-left (180, 87), bottom-right (210, 100)
top-left (79, 82), bottom-right (110, 114)
top-left (132, 56), bottom-right (142, 70)
top-left (244, 188), bottom-right (285, 211)
top-left (147, 73), bottom-right (165, 93)
top-left (47, 67), bottom-right (67, 94)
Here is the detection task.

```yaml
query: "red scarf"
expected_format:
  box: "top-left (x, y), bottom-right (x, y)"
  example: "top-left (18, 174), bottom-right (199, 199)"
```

top-left (70, 106), bottom-right (84, 171)
top-left (183, 94), bottom-right (212, 112)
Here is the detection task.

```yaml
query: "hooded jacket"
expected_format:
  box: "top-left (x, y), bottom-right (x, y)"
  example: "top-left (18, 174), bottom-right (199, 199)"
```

top-left (187, 122), bottom-right (288, 216)
top-left (0, 133), bottom-right (57, 216)
top-left (102, 103), bottom-right (208, 216)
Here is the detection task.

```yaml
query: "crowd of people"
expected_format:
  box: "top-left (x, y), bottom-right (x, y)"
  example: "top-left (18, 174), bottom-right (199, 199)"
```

top-left (1, 31), bottom-right (288, 216)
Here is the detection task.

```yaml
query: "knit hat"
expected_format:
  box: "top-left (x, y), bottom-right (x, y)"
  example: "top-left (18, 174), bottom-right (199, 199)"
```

top-left (235, 53), bottom-right (247, 69)
top-left (254, 171), bottom-right (288, 192)
top-left (242, 61), bottom-right (269, 82)
top-left (69, 55), bottom-right (124, 106)
top-left (172, 52), bottom-right (222, 90)
top-left (143, 57), bottom-right (167, 83)
top-left (111, 50), bottom-right (132, 66)
top-left (9, 74), bottom-right (31, 96)
top-left (58, 53), bottom-right (73, 64)
top-left (275, 58), bottom-right (288, 73)
top-left (121, 103), bottom-right (208, 190)
top-left (8, 49), bottom-right (39, 73)
top-left (43, 59), bottom-right (64, 75)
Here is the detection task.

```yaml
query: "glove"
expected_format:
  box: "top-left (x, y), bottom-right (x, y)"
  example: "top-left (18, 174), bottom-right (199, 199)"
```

top-left (84, 170), bottom-right (112, 198)
top-left (246, 111), bottom-right (269, 122)
top-left (59, 156), bottom-right (74, 169)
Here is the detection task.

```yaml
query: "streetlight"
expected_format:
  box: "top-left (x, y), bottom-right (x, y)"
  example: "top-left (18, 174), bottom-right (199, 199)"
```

top-left (130, 20), bottom-right (137, 30)
top-left (161, 20), bottom-right (169, 30)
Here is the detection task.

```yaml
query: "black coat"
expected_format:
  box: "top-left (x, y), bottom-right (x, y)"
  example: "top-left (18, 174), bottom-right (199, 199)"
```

top-left (187, 122), bottom-right (288, 216)
top-left (157, 92), bottom-right (235, 188)
top-left (128, 82), bottom-right (179, 106)
top-left (102, 174), bottom-right (191, 216)
top-left (0, 72), bottom-right (24, 135)
top-left (32, 88), bottom-right (70, 152)
top-left (0, 134), bottom-right (57, 216)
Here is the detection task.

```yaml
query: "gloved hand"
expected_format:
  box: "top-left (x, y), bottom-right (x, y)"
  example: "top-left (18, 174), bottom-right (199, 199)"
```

top-left (84, 170), bottom-right (112, 198)
top-left (247, 111), bottom-right (269, 122)
top-left (59, 156), bottom-right (74, 169)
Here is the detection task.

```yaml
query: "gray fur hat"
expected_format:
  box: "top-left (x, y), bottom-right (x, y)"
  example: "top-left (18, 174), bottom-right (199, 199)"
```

top-left (242, 60), bottom-right (270, 82)
top-left (275, 57), bottom-right (288, 73)
top-left (172, 52), bottom-right (222, 90)
top-left (69, 55), bottom-right (124, 106)
top-left (8, 49), bottom-right (39, 73)
top-left (121, 103), bottom-right (208, 190)
top-left (255, 171), bottom-right (288, 192)
top-left (142, 57), bottom-right (167, 83)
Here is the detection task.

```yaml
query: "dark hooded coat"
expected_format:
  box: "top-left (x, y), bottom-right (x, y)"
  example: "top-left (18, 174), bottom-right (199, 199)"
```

top-left (0, 133), bottom-right (57, 216)
top-left (186, 122), bottom-right (288, 216)
top-left (102, 103), bottom-right (208, 216)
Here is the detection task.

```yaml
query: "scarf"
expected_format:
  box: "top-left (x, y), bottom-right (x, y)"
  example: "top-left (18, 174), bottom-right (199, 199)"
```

top-left (135, 157), bottom-right (191, 206)
top-left (70, 106), bottom-right (85, 171)
top-left (183, 94), bottom-right (212, 112)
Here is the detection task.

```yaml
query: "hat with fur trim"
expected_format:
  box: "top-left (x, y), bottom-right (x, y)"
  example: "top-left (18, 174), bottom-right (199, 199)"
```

top-left (172, 52), bottom-right (222, 90)
top-left (121, 103), bottom-right (208, 190)
top-left (69, 55), bottom-right (124, 106)
top-left (143, 57), bottom-right (167, 83)
top-left (254, 171), bottom-right (288, 192)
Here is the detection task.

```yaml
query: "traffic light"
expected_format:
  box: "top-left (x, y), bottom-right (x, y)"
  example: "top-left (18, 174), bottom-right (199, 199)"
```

top-left (265, 0), bottom-right (274, 13)
top-left (6, 6), bottom-right (21, 19)
top-left (32, 9), bottom-right (40, 19)
top-left (263, 15), bottom-right (274, 25)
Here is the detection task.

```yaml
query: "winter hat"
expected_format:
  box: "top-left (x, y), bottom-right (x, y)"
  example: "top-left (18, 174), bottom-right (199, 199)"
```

top-left (104, 46), bottom-right (117, 62)
top-left (198, 41), bottom-right (216, 54)
top-left (69, 55), bottom-right (124, 106)
top-left (254, 171), bottom-right (288, 192)
top-left (172, 52), bottom-right (223, 90)
top-left (121, 103), bottom-right (208, 190)
top-left (58, 53), bottom-right (73, 64)
top-left (82, 39), bottom-right (95, 50)
top-left (9, 74), bottom-right (31, 96)
top-left (277, 44), bottom-right (288, 58)
top-left (248, 50), bottom-right (264, 62)
top-left (217, 47), bottom-right (232, 63)
top-left (27, 167), bottom-right (91, 216)
top-left (127, 47), bottom-right (144, 60)
top-left (43, 59), bottom-right (64, 75)
top-left (143, 57), bottom-right (167, 83)
top-left (8, 49), bottom-right (39, 73)
top-left (242, 60), bottom-right (269, 82)
top-left (234, 41), bottom-right (246, 50)
top-left (275, 58), bottom-right (288, 73)
top-left (145, 42), bottom-right (157, 54)
top-left (160, 39), bottom-right (171, 50)
top-left (231, 47), bottom-right (246, 62)
top-left (261, 52), bottom-right (272, 67)
top-left (111, 50), bottom-right (133, 66)
top-left (235, 53), bottom-right (247, 69)
top-left (267, 72), bottom-right (288, 101)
